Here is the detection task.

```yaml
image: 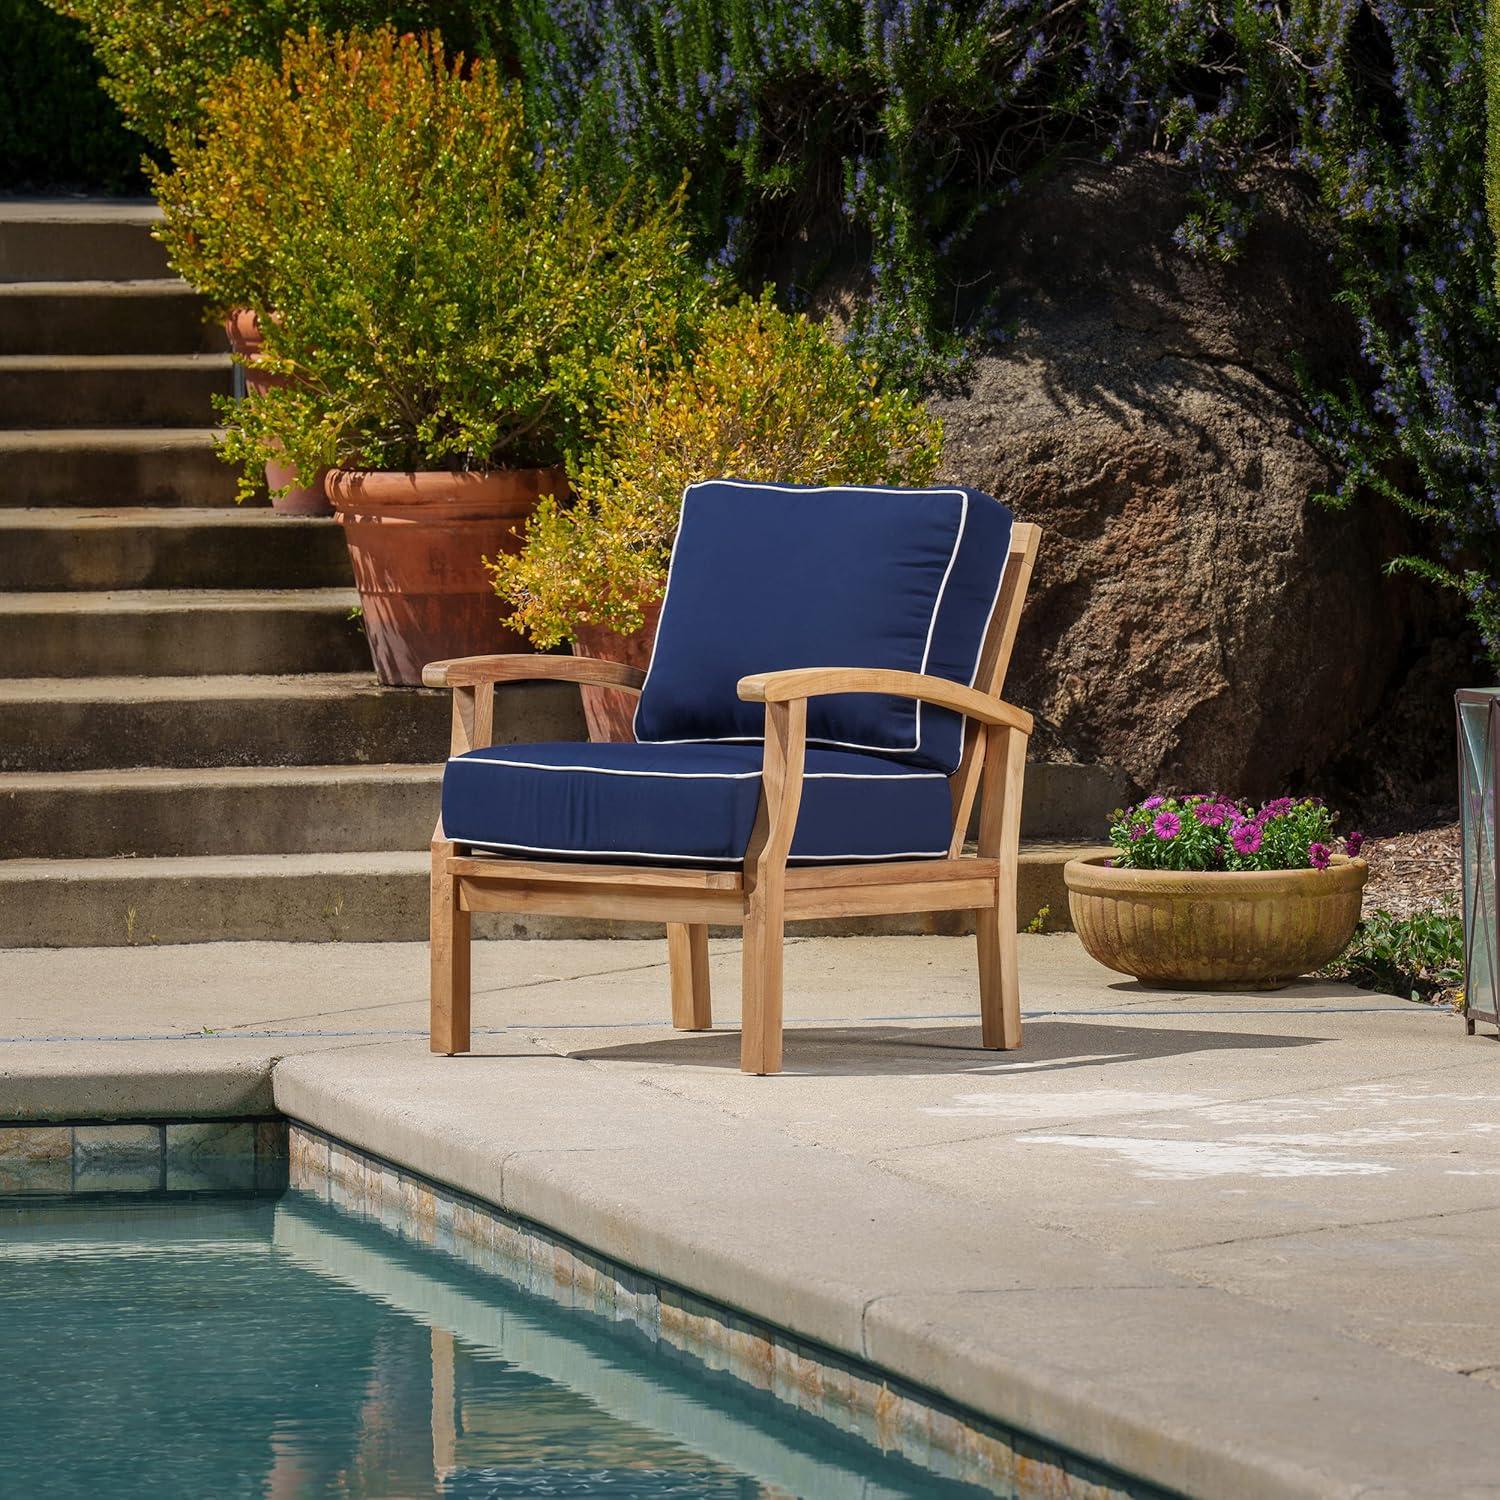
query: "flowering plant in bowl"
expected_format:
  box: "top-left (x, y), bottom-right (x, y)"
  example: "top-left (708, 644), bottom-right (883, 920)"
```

top-left (1107, 794), bottom-right (1363, 874)
top-left (1066, 794), bottom-right (1369, 991)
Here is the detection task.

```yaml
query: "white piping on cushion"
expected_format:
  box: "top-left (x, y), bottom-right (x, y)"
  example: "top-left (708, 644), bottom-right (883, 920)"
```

top-left (634, 480), bottom-right (973, 761)
top-left (447, 755), bottom-right (946, 782)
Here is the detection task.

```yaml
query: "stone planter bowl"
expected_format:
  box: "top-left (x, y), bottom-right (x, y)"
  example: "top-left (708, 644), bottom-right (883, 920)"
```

top-left (1064, 853), bottom-right (1367, 991)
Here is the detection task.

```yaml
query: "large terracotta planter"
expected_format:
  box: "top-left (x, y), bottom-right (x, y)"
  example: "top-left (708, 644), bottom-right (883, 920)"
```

top-left (570, 601), bottom-right (660, 742)
top-left (327, 466), bottom-right (564, 686)
top-left (222, 309), bottom-right (331, 516)
top-left (1064, 853), bottom-right (1367, 990)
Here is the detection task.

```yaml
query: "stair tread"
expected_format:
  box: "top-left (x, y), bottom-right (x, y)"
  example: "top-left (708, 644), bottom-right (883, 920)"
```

top-left (0, 673), bottom-right (429, 702)
top-left (0, 279), bottom-right (193, 297)
top-left (0, 506), bottom-right (322, 528)
top-left (0, 763), bottom-right (440, 791)
top-left (0, 588), bottom-right (358, 613)
top-left (0, 353), bottom-right (231, 371)
top-left (0, 507), bottom-right (330, 531)
top-left (0, 849), bottom-right (430, 878)
top-left (0, 198), bottom-right (161, 225)
top-left (0, 428), bottom-right (222, 450)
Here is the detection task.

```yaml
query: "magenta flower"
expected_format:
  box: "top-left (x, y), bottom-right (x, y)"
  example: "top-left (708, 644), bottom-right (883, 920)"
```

top-left (1142, 795), bottom-right (1165, 811)
top-left (1153, 811), bottom-right (1182, 839)
top-left (1129, 822), bottom-right (1148, 842)
top-left (1345, 831), bottom-right (1364, 857)
top-left (1231, 821), bottom-right (1263, 855)
top-left (1309, 842), bottom-right (1331, 870)
top-left (1263, 797), bottom-right (1294, 817)
top-left (1193, 801), bottom-right (1228, 828)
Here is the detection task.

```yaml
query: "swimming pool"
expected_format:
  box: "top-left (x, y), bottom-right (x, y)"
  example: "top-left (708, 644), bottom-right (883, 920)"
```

top-left (0, 1187), bottom-right (995, 1498)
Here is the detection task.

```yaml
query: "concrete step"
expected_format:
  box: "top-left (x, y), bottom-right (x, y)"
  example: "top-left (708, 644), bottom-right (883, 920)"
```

top-left (0, 673), bottom-right (586, 771)
top-left (0, 764), bottom-right (441, 858)
top-left (0, 355), bottom-right (233, 429)
top-left (0, 761), bottom-right (1119, 861)
top-left (0, 199), bottom-right (169, 283)
top-left (0, 281), bottom-right (223, 355)
top-left (0, 508), bottom-right (351, 590)
top-left (0, 430), bottom-right (240, 507)
top-left (0, 842), bottom-right (1103, 947)
top-left (1, 589), bottom-right (369, 677)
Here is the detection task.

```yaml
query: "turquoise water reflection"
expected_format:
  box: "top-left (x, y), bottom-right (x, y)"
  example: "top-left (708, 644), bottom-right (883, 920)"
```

top-left (0, 1191), bottom-right (994, 1498)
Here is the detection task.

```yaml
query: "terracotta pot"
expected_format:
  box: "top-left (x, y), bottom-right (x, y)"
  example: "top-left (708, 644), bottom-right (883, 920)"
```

top-left (327, 466), bottom-right (565, 687)
top-left (222, 309), bottom-right (332, 515)
top-left (570, 602), bottom-right (661, 742)
top-left (1064, 854), bottom-right (1367, 991)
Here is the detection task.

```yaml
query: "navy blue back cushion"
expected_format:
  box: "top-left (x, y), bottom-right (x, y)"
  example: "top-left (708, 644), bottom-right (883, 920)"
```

top-left (633, 480), bottom-right (1014, 773)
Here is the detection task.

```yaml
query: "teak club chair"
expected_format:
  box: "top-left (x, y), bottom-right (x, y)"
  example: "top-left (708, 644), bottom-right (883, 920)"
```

top-left (426, 480), bottom-right (1041, 1074)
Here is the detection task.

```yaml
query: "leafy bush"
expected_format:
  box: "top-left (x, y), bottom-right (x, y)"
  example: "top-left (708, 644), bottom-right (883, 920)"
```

top-left (509, 1), bottom-right (1500, 658)
top-left (1108, 795), bottom-right (1363, 874)
top-left (47, 0), bottom-right (501, 149)
top-left (490, 292), bottom-right (943, 648)
top-left (156, 28), bottom-right (708, 491)
top-left (1327, 903), bottom-right (1465, 1006)
top-left (1, 0), bottom-right (145, 190)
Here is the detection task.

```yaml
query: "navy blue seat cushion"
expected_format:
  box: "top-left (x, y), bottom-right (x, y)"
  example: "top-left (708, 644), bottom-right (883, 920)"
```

top-left (633, 480), bottom-right (1014, 773)
top-left (441, 741), bottom-right (953, 867)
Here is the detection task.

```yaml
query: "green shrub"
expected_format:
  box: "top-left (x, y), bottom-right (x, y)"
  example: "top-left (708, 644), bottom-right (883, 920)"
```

top-left (491, 292), bottom-right (943, 648)
top-left (1, 0), bottom-right (145, 191)
top-left (1327, 904), bottom-right (1465, 1007)
top-left (162, 28), bottom-right (707, 493)
top-left (48, 0), bottom-right (502, 150)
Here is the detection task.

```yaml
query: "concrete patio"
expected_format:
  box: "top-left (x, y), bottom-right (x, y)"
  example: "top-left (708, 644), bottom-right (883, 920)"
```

top-left (3, 932), bottom-right (1499, 1496)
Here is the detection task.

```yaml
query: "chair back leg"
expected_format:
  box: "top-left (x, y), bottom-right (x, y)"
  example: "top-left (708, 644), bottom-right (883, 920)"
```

top-left (430, 840), bottom-right (472, 1054)
top-left (975, 727), bottom-right (1025, 1049)
top-left (668, 923), bottom-right (713, 1030)
top-left (740, 885), bottom-right (786, 1074)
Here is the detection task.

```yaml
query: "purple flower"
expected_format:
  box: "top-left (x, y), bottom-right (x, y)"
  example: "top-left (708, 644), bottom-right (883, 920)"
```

top-left (1309, 842), bottom-right (1331, 870)
top-left (1142, 795), bottom-right (1165, 810)
top-left (1346, 831), bottom-right (1365, 857)
top-left (1193, 801), bottom-right (1228, 828)
top-left (1129, 822), bottom-right (1148, 842)
top-left (1153, 812), bottom-right (1182, 839)
top-left (1231, 821), bottom-right (1263, 856)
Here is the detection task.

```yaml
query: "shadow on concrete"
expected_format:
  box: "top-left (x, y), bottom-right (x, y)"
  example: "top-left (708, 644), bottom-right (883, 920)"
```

top-left (567, 1019), bottom-right (1326, 1077)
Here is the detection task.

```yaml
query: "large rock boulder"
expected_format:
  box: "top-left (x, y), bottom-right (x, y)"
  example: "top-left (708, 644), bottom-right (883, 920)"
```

top-left (934, 155), bottom-right (1429, 800)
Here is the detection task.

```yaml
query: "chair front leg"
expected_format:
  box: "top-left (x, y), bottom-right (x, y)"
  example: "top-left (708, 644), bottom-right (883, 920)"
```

top-left (667, 923), bottom-right (712, 1030)
top-left (740, 698), bottom-right (807, 1075)
top-left (430, 839), bottom-right (471, 1054)
top-left (975, 724), bottom-right (1027, 1049)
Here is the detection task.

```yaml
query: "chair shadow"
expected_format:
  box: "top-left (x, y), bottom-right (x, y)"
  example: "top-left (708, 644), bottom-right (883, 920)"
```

top-left (564, 1018), bottom-right (1327, 1078)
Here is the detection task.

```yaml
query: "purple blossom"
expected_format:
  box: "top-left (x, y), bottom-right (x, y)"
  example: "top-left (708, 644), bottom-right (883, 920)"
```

top-left (1129, 822), bottom-right (1148, 842)
top-left (1142, 795), bottom-right (1165, 810)
top-left (1194, 801), bottom-right (1229, 827)
top-left (1153, 812), bottom-right (1182, 839)
top-left (1231, 821), bottom-right (1263, 856)
top-left (1345, 831), bottom-right (1365, 857)
top-left (1308, 842), bottom-right (1331, 870)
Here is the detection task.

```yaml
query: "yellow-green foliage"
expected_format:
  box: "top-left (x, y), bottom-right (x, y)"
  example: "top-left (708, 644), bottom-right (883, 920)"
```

top-left (153, 27), bottom-right (706, 485)
top-left (491, 293), bottom-right (944, 648)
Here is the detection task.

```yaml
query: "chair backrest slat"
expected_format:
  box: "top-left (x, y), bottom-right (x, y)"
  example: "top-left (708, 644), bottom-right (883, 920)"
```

top-left (947, 522), bottom-right (1041, 855)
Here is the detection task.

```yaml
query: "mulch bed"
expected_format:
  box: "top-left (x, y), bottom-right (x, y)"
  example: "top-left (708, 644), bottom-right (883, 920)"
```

top-left (1359, 821), bottom-right (1460, 918)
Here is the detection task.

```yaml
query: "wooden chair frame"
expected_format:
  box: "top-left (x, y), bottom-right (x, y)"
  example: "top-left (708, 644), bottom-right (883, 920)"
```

top-left (425, 522), bottom-right (1041, 1075)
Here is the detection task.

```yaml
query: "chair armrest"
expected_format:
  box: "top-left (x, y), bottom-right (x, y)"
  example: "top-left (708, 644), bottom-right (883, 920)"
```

top-left (423, 654), bottom-right (646, 693)
top-left (737, 667), bottom-right (1033, 735)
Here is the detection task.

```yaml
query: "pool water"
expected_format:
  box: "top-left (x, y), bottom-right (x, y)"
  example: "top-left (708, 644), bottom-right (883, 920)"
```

top-left (0, 1189), bottom-right (995, 1499)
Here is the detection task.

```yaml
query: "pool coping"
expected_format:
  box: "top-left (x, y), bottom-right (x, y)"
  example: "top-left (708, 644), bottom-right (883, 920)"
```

top-left (5, 1042), bottom-right (1499, 1498)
